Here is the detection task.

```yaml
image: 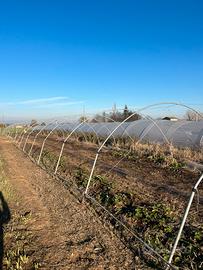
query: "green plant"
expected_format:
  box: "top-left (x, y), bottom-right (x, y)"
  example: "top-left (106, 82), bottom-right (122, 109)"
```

top-left (4, 246), bottom-right (29, 270)
top-left (170, 159), bottom-right (185, 171)
top-left (73, 167), bottom-right (89, 188)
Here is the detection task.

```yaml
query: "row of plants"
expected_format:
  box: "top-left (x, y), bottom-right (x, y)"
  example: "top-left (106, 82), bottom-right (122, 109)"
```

top-left (34, 133), bottom-right (186, 173)
top-left (111, 148), bottom-right (186, 171)
top-left (21, 139), bottom-right (202, 269)
top-left (7, 126), bottom-right (203, 167)
top-left (73, 167), bottom-right (203, 269)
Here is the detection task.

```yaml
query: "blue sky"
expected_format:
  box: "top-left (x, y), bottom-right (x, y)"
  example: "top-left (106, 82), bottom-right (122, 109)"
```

top-left (0, 0), bottom-right (203, 119)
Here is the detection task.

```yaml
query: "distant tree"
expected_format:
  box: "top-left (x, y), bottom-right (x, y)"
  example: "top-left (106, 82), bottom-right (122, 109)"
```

top-left (30, 119), bottom-right (38, 127)
top-left (91, 113), bottom-right (107, 122)
top-left (102, 111), bottom-right (107, 122)
top-left (123, 105), bottom-right (130, 119)
top-left (129, 111), bottom-right (142, 121)
top-left (79, 116), bottom-right (88, 123)
top-left (91, 105), bottom-right (142, 123)
top-left (109, 111), bottom-right (123, 122)
top-left (122, 105), bottom-right (141, 121)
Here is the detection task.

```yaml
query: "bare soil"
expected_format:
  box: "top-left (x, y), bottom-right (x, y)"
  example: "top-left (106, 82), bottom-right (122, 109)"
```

top-left (25, 134), bottom-right (203, 218)
top-left (0, 137), bottom-right (136, 270)
top-left (7, 133), bottom-right (203, 269)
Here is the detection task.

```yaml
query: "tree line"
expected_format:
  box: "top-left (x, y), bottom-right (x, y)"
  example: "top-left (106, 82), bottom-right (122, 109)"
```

top-left (80, 105), bottom-right (142, 123)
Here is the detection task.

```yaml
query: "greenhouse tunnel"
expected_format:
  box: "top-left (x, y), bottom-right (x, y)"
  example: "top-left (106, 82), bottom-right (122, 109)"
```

top-left (30, 119), bottom-right (203, 149)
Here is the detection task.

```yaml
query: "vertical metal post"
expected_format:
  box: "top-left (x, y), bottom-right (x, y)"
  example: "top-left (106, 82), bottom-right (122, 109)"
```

top-left (54, 121), bottom-right (87, 175)
top-left (54, 142), bottom-right (65, 174)
top-left (28, 120), bottom-right (57, 156)
top-left (38, 140), bottom-right (45, 164)
top-left (15, 126), bottom-right (26, 143)
top-left (23, 125), bottom-right (39, 152)
top-left (37, 123), bottom-right (62, 165)
top-left (29, 135), bottom-right (38, 156)
top-left (19, 129), bottom-right (27, 147)
top-left (23, 130), bottom-right (33, 152)
top-left (166, 173), bottom-right (203, 269)
top-left (84, 153), bottom-right (99, 194)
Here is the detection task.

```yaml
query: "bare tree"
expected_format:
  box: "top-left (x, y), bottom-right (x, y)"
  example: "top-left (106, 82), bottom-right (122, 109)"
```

top-left (79, 116), bottom-right (88, 123)
top-left (91, 105), bottom-right (142, 123)
top-left (186, 110), bottom-right (203, 121)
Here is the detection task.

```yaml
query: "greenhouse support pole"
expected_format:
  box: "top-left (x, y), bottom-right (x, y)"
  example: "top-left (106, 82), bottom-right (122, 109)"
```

top-left (54, 121), bottom-right (87, 175)
top-left (54, 142), bottom-right (65, 174)
top-left (166, 173), bottom-right (203, 269)
top-left (84, 152), bottom-right (99, 194)
top-left (28, 120), bottom-right (57, 156)
top-left (37, 122), bottom-right (63, 165)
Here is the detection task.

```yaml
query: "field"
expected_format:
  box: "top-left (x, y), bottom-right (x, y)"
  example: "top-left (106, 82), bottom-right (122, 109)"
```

top-left (4, 128), bottom-right (201, 270)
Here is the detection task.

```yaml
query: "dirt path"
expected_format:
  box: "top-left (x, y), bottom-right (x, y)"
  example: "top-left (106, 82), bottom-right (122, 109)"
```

top-left (0, 137), bottom-right (135, 270)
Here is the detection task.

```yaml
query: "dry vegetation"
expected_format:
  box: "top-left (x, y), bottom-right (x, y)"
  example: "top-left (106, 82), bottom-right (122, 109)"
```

top-left (16, 129), bottom-right (203, 270)
top-left (0, 159), bottom-right (42, 270)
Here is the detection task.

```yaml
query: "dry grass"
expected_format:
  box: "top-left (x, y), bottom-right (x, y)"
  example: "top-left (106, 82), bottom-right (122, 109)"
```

top-left (113, 138), bottom-right (203, 168)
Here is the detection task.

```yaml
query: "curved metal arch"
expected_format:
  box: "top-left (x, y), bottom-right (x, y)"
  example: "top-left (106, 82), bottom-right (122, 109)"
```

top-left (19, 124), bottom-right (39, 148)
top-left (85, 112), bottom-right (171, 194)
top-left (15, 124), bottom-right (29, 144)
top-left (73, 129), bottom-right (88, 143)
top-left (90, 114), bottom-right (129, 147)
top-left (54, 120), bottom-right (89, 175)
top-left (166, 173), bottom-right (203, 269)
top-left (54, 114), bottom-right (125, 175)
top-left (64, 121), bottom-right (95, 144)
top-left (103, 113), bottom-right (171, 178)
top-left (13, 124), bottom-right (22, 140)
top-left (44, 123), bottom-right (69, 143)
top-left (28, 120), bottom-right (58, 156)
top-left (54, 127), bottom-right (66, 140)
top-left (12, 123), bottom-right (23, 140)
top-left (4, 123), bottom-right (17, 138)
top-left (87, 114), bottom-right (121, 140)
top-left (166, 120), bottom-right (188, 138)
top-left (166, 121), bottom-right (195, 146)
top-left (76, 117), bottom-right (120, 147)
top-left (26, 116), bottom-right (69, 155)
top-left (23, 123), bottom-right (46, 152)
top-left (4, 123), bottom-right (23, 139)
top-left (81, 122), bottom-right (101, 145)
top-left (96, 123), bottom-right (117, 146)
top-left (84, 102), bottom-right (203, 269)
top-left (17, 127), bottom-right (27, 144)
top-left (138, 102), bottom-right (203, 120)
top-left (85, 102), bottom-right (203, 193)
top-left (37, 120), bottom-right (69, 165)
top-left (134, 115), bottom-right (171, 146)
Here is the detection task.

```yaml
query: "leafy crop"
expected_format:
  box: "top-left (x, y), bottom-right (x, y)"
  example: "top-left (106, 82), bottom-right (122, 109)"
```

top-left (73, 167), bottom-right (203, 269)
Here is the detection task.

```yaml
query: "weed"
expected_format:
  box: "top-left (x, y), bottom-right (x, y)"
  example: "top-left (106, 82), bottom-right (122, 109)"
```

top-left (74, 167), bottom-right (89, 188)
top-left (4, 244), bottom-right (29, 269)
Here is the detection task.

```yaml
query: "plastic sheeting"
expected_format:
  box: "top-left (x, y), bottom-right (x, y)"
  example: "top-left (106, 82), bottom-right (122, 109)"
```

top-left (35, 120), bottom-right (203, 149)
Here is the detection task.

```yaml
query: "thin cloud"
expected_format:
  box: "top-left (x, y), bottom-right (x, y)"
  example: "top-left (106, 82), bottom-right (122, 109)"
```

top-left (36, 100), bottom-right (85, 108)
top-left (6, 96), bottom-right (68, 105)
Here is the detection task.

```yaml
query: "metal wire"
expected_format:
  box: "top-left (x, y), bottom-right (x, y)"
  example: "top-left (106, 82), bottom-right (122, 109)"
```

top-left (85, 193), bottom-right (176, 269)
top-left (3, 102), bottom-right (203, 269)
